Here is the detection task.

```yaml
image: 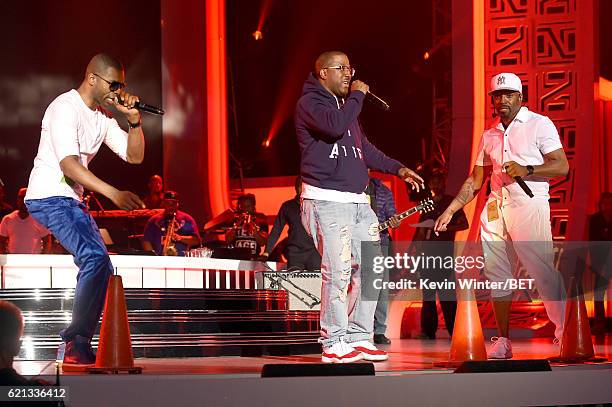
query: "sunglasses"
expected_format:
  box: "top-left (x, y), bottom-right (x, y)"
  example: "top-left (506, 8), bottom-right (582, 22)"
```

top-left (93, 73), bottom-right (125, 92)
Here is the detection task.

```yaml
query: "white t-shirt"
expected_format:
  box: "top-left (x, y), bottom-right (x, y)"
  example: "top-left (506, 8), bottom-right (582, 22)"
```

top-left (0, 211), bottom-right (50, 254)
top-left (475, 106), bottom-right (563, 204)
top-left (301, 182), bottom-right (369, 204)
top-left (25, 89), bottom-right (129, 201)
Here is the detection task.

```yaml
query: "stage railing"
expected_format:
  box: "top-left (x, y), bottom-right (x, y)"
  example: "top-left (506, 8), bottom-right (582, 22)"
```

top-left (0, 254), bottom-right (281, 290)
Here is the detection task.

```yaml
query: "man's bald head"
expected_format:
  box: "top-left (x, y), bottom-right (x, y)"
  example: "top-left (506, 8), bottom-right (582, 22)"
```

top-left (314, 51), bottom-right (346, 78)
top-left (313, 51), bottom-right (352, 98)
top-left (85, 53), bottom-right (124, 78)
top-left (80, 53), bottom-right (126, 108)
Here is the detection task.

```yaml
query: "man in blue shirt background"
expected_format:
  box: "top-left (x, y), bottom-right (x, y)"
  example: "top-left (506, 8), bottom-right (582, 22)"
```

top-left (366, 176), bottom-right (401, 344)
top-left (142, 191), bottom-right (201, 256)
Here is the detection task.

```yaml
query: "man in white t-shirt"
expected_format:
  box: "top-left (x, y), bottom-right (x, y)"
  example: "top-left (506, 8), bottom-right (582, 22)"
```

top-left (24, 53), bottom-right (147, 368)
top-left (434, 73), bottom-right (568, 359)
top-left (0, 188), bottom-right (51, 254)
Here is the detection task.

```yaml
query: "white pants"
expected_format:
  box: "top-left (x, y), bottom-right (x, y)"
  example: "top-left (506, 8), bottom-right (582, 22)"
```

top-left (479, 196), bottom-right (566, 338)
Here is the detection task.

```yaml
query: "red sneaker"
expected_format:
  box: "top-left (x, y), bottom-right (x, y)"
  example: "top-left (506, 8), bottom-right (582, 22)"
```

top-left (350, 340), bottom-right (389, 361)
top-left (322, 340), bottom-right (364, 363)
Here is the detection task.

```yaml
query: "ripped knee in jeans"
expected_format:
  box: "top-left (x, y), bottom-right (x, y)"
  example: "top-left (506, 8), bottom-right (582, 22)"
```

top-left (338, 265), bottom-right (351, 301)
top-left (339, 225), bottom-right (352, 263)
top-left (368, 222), bottom-right (381, 241)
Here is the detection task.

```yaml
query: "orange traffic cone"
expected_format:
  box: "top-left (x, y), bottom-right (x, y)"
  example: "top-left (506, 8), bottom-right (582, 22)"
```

top-left (89, 275), bottom-right (142, 374)
top-left (435, 287), bottom-right (487, 367)
top-left (550, 277), bottom-right (606, 363)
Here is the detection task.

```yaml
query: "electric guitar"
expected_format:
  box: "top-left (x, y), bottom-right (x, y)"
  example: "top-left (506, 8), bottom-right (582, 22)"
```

top-left (377, 198), bottom-right (435, 232)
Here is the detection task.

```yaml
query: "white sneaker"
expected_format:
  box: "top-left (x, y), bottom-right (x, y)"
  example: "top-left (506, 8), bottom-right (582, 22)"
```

top-left (349, 340), bottom-right (389, 361)
top-left (322, 340), bottom-right (364, 363)
top-left (489, 337), bottom-right (513, 359)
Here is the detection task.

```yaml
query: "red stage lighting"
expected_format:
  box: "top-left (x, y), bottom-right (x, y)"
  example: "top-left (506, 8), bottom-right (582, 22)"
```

top-left (254, 0), bottom-right (272, 41)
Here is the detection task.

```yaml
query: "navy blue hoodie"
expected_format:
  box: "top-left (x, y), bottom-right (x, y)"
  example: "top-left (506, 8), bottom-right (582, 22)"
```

top-left (295, 74), bottom-right (404, 194)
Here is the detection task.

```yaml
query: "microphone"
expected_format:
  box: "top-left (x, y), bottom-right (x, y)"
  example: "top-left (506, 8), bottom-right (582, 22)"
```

top-left (514, 176), bottom-right (534, 198)
top-left (366, 91), bottom-right (390, 111)
top-left (117, 97), bottom-right (165, 115)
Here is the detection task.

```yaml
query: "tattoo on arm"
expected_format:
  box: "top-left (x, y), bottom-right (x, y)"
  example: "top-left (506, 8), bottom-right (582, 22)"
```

top-left (448, 178), bottom-right (478, 213)
top-left (457, 178), bottom-right (476, 205)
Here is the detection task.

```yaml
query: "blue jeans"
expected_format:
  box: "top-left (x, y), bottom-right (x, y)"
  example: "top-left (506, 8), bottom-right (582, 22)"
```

top-left (26, 197), bottom-right (113, 342)
top-left (301, 199), bottom-right (382, 347)
top-left (374, 242), bottom-right (390, 335)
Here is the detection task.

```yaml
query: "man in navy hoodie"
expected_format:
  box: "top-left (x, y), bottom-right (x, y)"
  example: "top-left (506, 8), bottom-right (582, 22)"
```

top-left (297, 51), bottom-right (424, 363)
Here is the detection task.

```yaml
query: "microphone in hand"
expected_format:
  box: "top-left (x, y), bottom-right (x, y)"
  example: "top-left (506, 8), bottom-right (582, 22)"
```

top-left (514, 176), bottom-right (533, 198)
top-left (351, 79), bottom-right (390, 111)
top-left (366, 91), bottom-right (390, 111)
top-left (117, 96), bottom-right (165, 115)
top-left (504, 161), bottom-right (533, 198)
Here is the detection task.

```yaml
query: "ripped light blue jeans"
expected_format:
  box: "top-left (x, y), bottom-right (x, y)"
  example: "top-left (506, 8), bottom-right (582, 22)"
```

top-left (301, 199), bottom-right (382, 348)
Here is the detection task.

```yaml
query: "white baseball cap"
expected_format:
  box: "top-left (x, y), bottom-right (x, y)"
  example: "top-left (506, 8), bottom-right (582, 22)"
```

top-left (489, 73), bottom-right (522, 95)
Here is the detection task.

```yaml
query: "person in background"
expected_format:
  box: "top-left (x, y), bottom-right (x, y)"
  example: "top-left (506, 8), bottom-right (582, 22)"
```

top-left (263, 177), bottom-right (321, 270)
top-left (0, 184), bottom-right (14, 220)
top-left (414, 170), bottom-right (468, 339)
top-left (0, 188), bottom-right (52, 254)
top-left (0, 300), bottom-right (54, 392)
top-left (588, 192), bottom-right (612, 334)
top-left (226, 194), bottom-right (269, 258)
top-left (142, 191), bottom-right (201, 256)
top-left (366, 176), bottom-right (401, 345)
top-left (142, 174), bottom-right (164, 209)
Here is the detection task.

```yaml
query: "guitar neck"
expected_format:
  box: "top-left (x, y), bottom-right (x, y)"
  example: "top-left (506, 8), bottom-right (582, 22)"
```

top-left (378, 206), bottom-right (419, 232)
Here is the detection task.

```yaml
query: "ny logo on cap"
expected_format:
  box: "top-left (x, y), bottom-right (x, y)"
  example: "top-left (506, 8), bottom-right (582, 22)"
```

top-left (497, 76), bottom-right (506, 85)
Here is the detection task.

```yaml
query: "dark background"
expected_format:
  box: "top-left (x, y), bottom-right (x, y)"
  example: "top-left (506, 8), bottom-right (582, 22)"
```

top-left (226, 0), bottom-right (433, 179)
top-left (0, 0), bottom-right (433, 210)
top-left (0, 0), bottom-right (163, 205)
top-left (1, 0), bottom-right (610, 214)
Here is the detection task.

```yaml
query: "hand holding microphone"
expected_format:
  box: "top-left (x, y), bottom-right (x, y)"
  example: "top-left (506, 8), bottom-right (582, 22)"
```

top-left (504, 161), bottom-right (534, 198)
top-left (113, 89), bottom-right (141, 121)
top-left (350, 80), bottom-right (390, 111)
top-left (351, 80), bottom-right (369, 94)
top-left (115, 90), bottom-right (165, 116)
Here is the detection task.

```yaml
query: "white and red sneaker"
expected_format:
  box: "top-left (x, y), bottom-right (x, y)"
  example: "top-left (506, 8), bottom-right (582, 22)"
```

top-left (489, 337), bottom-right (513, 359)
top-left (350, 340), bottom-right (389, 361)
top-left (321, 340), bottom-right (364, 363)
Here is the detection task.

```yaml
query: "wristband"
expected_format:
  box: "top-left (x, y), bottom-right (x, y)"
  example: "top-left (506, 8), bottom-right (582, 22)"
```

top-left (128, 119), bottom-right (141, 129)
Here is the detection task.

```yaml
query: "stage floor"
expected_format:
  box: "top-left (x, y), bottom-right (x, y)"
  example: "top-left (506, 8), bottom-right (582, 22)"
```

top-left (10, 337), bottom-right (612, 407)
top-left (14, 336), bottom-right (612, 377)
